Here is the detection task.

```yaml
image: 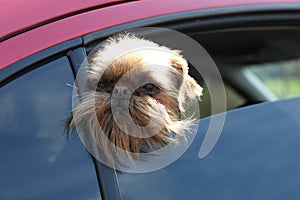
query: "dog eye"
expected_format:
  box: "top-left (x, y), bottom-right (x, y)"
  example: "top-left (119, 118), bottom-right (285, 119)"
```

top-left (141, 83), bottom-right (160, 96)
top-left (97, 82), bottom-right (105, 89)
top-left (96, 82), bottom-right (111, 92)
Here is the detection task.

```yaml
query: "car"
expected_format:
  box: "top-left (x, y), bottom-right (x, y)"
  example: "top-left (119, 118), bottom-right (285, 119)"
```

top-left (0, 0), bottom-right (300, 199)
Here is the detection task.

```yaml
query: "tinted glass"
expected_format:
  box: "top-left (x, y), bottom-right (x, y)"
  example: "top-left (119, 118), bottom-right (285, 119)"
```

top-left (117, 98), bottom-right (300, 200)
top-left (0, 57), bottom-right (101, 200)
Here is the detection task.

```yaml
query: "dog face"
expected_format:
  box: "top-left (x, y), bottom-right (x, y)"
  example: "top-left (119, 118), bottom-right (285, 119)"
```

top-left (71, 34), bottom-right (203, 164)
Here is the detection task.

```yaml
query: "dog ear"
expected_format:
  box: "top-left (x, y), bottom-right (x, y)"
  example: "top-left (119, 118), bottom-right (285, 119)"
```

top-left (171, 55), bottom-right (203, 112)
top-left (179, 75), bottom-right (203, 112)
top-left (169, 52), bottom-right (189, 89)
top-left (169, 52), bottom-right (203, 112)
top-left (170, 51), bottom-right (188, 75)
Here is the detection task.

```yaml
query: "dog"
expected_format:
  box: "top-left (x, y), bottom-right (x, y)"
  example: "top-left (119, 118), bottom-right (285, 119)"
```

top-left (69, 33), bottom-right (203, 165)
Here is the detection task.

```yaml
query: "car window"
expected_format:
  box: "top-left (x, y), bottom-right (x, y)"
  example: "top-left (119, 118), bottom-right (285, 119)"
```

top-left (116, 97), bottom-right (300, 200)
top-left (199, 83), bottom-right (246, 118)
top-left (0, 57), bottom-right (101, 200)
top-left (249, 58), bottom-right (300, 99)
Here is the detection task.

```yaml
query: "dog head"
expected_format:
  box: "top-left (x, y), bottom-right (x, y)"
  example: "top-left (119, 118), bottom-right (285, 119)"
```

top-left (71, 34), bottom-right (203, 164)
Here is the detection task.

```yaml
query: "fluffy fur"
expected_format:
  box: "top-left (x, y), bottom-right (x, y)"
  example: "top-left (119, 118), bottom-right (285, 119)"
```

top-left (70, 34), bottom-right (203, 165)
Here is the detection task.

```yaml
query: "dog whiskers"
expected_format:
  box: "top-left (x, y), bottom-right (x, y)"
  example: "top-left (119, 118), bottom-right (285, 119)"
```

top-left (66, 83), bottom-right (79, 90)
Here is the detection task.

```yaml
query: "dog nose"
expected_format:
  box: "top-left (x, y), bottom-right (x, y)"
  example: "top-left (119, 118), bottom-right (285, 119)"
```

top-left (112, 86), bottom-right (132, 97)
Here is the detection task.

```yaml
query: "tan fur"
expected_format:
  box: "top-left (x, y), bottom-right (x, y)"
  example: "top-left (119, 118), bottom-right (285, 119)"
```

top-left (70, 34), bottom-right (203, 165)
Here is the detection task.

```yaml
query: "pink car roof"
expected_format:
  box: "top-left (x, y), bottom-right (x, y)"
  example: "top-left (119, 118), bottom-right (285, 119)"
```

top-left (0, 0), bottom-right (125, 41)
top-left (1, 0), bottom-right (300, 70)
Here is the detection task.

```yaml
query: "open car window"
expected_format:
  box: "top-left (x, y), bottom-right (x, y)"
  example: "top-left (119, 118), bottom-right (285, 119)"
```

top-left (0, 57), bottom-right (100, 200)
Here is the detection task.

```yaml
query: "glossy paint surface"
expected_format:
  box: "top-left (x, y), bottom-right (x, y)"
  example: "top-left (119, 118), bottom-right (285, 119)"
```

top-left (2, 0), bottom-right (300, 70)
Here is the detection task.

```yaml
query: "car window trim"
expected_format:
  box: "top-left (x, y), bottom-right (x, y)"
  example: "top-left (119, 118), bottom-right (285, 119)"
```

top-left (69, 47), bottom-right (122, 200)
top-left (83, 4), bottom-right (300, 46)
top-left (0, 37), bottom-right (82, 87)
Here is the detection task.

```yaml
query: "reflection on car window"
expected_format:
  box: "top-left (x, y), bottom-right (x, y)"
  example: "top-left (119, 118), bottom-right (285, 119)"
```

top-left (249, 59), bottom-right (300, 99)
top-left (0, 57), bottom-right (100, 200)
